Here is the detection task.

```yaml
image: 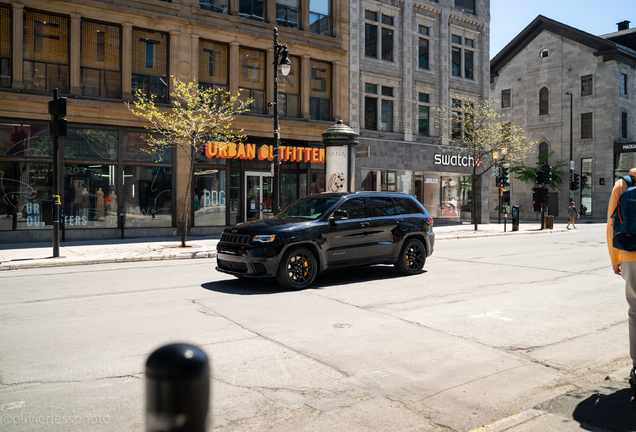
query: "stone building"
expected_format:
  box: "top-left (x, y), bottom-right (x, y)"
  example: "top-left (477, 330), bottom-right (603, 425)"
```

top-left (490, 15), bottom-right (636, 221)
top-left (349, 0), bottom-right (491, 223)
top-left (0, 0), bottom-right (349, 242)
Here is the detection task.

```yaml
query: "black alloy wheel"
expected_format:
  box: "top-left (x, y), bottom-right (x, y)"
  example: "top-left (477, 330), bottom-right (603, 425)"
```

top-left (395, 238), bottom-right (425, 275)
top-left (276, 247), bottom-right (317, 289)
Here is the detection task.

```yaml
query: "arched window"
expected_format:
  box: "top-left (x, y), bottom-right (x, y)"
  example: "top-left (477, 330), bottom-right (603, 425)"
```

top-left (539, 142), bottom-right (549, 164)
top-left (539, 87), bottom-right (549, 115)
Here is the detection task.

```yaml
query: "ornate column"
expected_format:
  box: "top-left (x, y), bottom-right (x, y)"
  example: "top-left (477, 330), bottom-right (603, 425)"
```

top-left (70, 14), bottom-right (81, 96)
top-left (11, 3), bottom-right (24, 90)
top-left (122, 23), bottom-right (133, 100)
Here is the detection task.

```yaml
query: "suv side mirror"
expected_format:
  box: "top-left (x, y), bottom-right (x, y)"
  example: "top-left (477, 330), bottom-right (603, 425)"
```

top-left (330, 209), bottom-right (349, 222)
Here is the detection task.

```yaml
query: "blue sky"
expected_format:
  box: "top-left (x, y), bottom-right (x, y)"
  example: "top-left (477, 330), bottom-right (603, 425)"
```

top-left (490, 0), bottom-right (633, 58)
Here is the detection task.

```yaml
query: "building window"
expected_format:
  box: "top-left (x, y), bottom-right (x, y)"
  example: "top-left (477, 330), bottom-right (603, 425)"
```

top-left (365, 10), bottom-right (393, 61)
top-left (238, 47), bottom-right (265, 114)
top-left (451, 98), bottom-right (473, 141)
top-left (309, 59), bottom-right (331, 120)
top-left (198, 39), bottom-right (228, 106)
top-left (23, 11), bottom-right (70, 93)
top-left (454, 0), bottom-right (475, 14)
top-left (539, 142), bottom-right (549, 164)
top-left (132, 29), bottom-right (168, 103)
top-left (581, 158), bottom-right (592, 215)
top-left (0, 161), bottom-right (53, 230)
top-left (381, 86), bottom-right (393, 132)
top-left (193, 168), bottom-right (227, 226)
top-left (418, 26), bottom-right (430, 70)
top-left (581, 112), bottom-right (593, 139)
top-left (364, 83), bottom-right (394, 131)
top-left (451, 34), bottom-right (474, 79)
top-left (200, 0), bottom-right (228, 13)
top-left (501, 89), bottom-right (511, 108)
top-left (310, 0), bottom-right (331, 36)
top-left (364, 96), bottom-right (377, 130)
top-left (239, 0), bottom-right (265, 22)
top-left (276, 0), bottom-right (299, 29)
top-left (540, 49), bottom-right (549, 59)
top-left (622, 74), bottom-right (628, 95)
top-left (539, 87), bottom-right (549, 116)
top-left (418, 92), bottom-right (430, 136)
top-left (0, 6), bottom-right (11, 88)
top-left (621, 112), bottom-right (628, 139)
top-left (279, 55), bottom-right (300, 117)
top-left (80, 21), bottom-right (121, 98)
top-left (581, 74), bottom-right (593, 96)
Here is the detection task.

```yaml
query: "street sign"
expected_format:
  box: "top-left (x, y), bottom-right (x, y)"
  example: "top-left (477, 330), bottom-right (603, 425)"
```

top-left (493, 166), bottom-right (498, 176)
top-left (570, 160), bottom-right (575, 170)
top-left (570, 190), bottom-right (574, 198)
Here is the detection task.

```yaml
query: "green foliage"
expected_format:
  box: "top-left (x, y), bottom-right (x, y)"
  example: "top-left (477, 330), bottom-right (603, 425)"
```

top-left (508, 152), bottom-right (568, 190)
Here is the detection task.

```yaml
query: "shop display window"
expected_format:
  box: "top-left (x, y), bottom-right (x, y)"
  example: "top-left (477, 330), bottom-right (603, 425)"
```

top-left (360, 169), bottom-right (414, 194)
top-left (63, 164), bottom-right (117, 228)
top-left (0, 123), bottom-right (53, 157)
top-left (193, 168), bottom-right (226, 226)
top-left (123, 131), bottom-right (172, 163)
top-left (311, 171), bottom-right (325, 194)
top-left (123, 166), bottom-right (172, 227)
top-left (580, 158), bottom-right (592, 215)
top-left (65, 129), bottom-right (118, 159)
top-left (281, 172), bottom-right (298, 209)
top-left (0, 161), bottom-right (52, 230)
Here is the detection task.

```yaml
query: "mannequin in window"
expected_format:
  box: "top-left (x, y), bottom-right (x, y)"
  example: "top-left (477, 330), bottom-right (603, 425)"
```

top-left (96, 188), bottom-right (104, 219)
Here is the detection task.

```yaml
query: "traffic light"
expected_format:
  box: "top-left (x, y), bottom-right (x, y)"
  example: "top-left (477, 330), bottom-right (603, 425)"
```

top-left (543, 164), bottom-right (552, 184)
top-left (495, 175), bottom-right (502, 187)
top-left (501, 166), bottom-right (510, 187)
top-left (48, 96), bottom-right (67, 137)
top-left (571, 173), bottom-right (580, 190)
top-left (535, 170), bottom-right (544, 184)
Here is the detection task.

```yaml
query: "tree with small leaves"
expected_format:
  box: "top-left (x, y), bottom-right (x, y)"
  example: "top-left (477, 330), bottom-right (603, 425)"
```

top-left (126, 76), bottom-right (253, 247)
top-left (435, 97), bottom-right (534, 230)
top-left (508, 152), bottom-right (568, 190)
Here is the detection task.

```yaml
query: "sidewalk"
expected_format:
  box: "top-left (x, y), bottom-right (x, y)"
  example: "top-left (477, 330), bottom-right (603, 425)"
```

top-left (0, 221), bottom-right (567, 271)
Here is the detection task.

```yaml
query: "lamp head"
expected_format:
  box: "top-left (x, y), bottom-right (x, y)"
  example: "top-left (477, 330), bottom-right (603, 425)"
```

top-left (279, 49), bottom-right (291, 76)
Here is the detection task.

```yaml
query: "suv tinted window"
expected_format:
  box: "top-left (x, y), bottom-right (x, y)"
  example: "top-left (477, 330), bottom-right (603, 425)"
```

top-left (367, 196), bottom-right (397, 217)
top-left (337, 197), bottom-right (366, 219)
top-left (394, 197), bottom-right (423, 215)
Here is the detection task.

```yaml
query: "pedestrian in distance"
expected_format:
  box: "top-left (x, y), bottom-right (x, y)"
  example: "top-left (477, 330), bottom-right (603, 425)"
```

top-left (566, 201), bottom-right (579, 229)
top-left (606, 167), bottom-right (636, 397)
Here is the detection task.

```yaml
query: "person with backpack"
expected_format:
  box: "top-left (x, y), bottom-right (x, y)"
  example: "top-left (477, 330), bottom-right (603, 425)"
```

top-left (566, 201), bottom-right (579, 229)
top-left (607, 167), bottom-right (636, 396)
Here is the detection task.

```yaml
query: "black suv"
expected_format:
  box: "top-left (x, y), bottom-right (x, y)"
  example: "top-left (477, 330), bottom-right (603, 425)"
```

top-left (216, 192), bottom-right (435, 289)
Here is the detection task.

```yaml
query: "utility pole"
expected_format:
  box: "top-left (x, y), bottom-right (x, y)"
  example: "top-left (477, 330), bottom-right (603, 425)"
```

top-left (565, 91), bottom-right (574, 203)
top-left (48, 89), bottom-right (67, 257)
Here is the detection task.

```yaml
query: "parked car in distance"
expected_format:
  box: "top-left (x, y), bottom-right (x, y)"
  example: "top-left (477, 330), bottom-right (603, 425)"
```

top-left (216, 192), bottom-right (435, 289)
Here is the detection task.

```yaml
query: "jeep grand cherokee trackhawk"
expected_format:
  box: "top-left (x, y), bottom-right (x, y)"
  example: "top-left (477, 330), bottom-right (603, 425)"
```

top-left (216, 192), bottom-right (435, 289)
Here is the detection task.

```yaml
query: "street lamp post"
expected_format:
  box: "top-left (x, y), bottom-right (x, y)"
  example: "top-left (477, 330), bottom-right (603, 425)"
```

top-left (270, 28), bottom-right (291, 214)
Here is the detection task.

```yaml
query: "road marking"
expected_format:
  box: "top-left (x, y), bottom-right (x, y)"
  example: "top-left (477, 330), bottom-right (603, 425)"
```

top-left (374, 371), bottom-right (389, 377)
top-left (469, 311), bottom-right (513, 321)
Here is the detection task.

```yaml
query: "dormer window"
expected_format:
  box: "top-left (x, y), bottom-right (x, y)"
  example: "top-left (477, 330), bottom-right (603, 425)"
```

top-left (540, 49), bottom-right (549, 59)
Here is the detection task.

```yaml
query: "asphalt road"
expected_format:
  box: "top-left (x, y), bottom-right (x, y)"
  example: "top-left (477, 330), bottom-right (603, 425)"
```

top-left (0, 223), bottom-right (630, 431)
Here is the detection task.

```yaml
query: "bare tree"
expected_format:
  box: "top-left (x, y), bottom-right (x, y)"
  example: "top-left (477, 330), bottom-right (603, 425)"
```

top-left (126, 76), bottom-right (252, 247)
top-left (435, 97), bottom-right (534, 230)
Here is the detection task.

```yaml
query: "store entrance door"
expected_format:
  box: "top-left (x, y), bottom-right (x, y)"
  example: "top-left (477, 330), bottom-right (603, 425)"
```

top-left (246, 172), bottom-right (274, 221)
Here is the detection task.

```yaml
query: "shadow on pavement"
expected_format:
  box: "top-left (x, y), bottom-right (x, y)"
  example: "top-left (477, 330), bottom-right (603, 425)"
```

top-left (203, 265), bottom-right (425, 295)
top-left (571, 388), bottom-right (636, 431)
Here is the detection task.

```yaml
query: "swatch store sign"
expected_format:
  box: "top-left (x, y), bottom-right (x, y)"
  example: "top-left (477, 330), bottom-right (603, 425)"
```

top-left (434, 153), bottom-right (480, 168)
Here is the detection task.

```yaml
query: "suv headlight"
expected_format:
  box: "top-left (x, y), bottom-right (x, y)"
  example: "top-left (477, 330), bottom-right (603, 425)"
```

top-left (252, 235), bottom-right (276, 243)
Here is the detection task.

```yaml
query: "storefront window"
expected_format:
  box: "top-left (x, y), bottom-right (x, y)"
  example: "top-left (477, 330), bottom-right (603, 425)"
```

top-left (123, 166), bottom-right (172, 227)
top-left (441, 176), bottom-right (460, 217)
top-left (0, 123), bottom-right (53, 157)
top-left (193, 168), bottom-right (226, 226)
top-left (63, 164), bottom-right (117, 228)
top-left (615, 151), bottom-right (636, 183)
top-left (360, 169), bottom-right (414, 194)
top-left (65, 128), bottom-right (118, 159)
top-left (418, 173), bottom-right (439, 218)
top-left (580, 157), bottom-right (592, 215)
top-left (0, 161), bottom-right (52, 230)
top-left (311, 171), bottom-right (325, 194)
top-left (281, 172), bottom-right (297, 209)
top-left (123, 131), bottom-right (172, 162)
top-left (229, 169), bottom-right (241, 225)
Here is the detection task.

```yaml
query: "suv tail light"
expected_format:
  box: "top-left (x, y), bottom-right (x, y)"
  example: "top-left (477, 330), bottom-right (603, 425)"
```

top-left (427, 217), bottom-right (434, 225)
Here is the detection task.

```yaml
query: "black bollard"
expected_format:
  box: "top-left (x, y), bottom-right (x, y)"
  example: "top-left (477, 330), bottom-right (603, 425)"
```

top-left (146, 343), bottom-right (211, 432)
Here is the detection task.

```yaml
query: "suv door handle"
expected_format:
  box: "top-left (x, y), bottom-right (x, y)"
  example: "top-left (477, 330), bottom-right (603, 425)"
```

top-left (360, 222), bottom-right (370, 227)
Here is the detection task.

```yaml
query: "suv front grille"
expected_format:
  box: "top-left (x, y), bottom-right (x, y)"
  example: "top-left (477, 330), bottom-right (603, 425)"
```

top-left (221, 233), bottom-right (251, 245)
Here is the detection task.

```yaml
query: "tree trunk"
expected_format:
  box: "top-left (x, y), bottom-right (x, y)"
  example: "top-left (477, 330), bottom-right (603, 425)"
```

top-left (180, 149), bottom-right (193, 248)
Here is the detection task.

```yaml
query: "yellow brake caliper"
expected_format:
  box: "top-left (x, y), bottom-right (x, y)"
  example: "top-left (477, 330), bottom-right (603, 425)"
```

top-left (303, 259), bottom-right (308, 277)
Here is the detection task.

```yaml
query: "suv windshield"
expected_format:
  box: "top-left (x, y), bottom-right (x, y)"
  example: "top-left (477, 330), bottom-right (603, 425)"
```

top-left (277, 196), bottom-right (341, 220)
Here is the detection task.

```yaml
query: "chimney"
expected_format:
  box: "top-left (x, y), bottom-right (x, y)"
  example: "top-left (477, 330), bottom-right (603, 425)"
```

top-left (617, 20), bottom-right (630, 31)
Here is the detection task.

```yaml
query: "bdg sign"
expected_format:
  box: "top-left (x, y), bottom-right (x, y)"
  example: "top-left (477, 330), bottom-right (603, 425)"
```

top-left (434, 154), bottom-right (480, 167)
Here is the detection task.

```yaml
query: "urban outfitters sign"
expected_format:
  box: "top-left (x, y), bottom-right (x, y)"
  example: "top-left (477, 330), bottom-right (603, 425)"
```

top-left (434, 154), bottom-right (481, 167)
top-left (205, 142), bottom-right (325, 163)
